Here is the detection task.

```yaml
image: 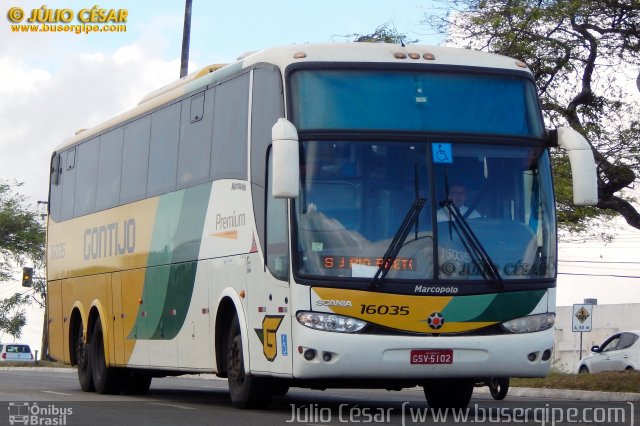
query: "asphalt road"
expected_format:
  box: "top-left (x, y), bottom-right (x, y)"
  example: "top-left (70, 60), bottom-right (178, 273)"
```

top-left (0, 369), bottom-right (637, 426)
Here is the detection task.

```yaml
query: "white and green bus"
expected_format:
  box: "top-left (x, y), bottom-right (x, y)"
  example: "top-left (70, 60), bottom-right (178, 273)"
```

top-left (46, 43), bottom-right (597, 409)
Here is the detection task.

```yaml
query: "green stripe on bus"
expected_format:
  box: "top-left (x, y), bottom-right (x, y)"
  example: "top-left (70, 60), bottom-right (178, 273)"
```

top-left (442, 289), bottom-right (547, 322)
top-left (131, 182), bottom-right (212, 340)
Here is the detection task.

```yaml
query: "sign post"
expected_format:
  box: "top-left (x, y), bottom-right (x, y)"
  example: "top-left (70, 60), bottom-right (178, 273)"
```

top-left (572, 303), bottom-right (594, 362)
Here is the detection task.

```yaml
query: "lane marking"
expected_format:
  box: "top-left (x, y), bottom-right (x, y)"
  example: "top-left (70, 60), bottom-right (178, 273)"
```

top-left (148, 402), bottom-right (195, 410)
top-left (42, 390), bottom-right (73, 396)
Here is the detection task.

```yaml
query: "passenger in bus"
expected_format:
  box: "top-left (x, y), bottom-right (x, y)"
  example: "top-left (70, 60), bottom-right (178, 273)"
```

top-left (436, 183), bottom-right (481, 221)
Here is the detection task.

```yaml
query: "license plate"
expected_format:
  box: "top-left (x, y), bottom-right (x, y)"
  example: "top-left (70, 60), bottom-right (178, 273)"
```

top-left (410, 349), bottom-right (453, 365)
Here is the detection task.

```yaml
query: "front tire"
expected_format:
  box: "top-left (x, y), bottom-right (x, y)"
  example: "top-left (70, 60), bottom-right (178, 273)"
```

top-left (91, 317), bottom-right (123, 394)
top-left (488, 377), bottom-right (509, 400)
top-left (227, 316), bottom-right (272, 409)
top-left (423, 379), bottom-right (474, 410)
top-left (578, 365), bottom-right (589, 374)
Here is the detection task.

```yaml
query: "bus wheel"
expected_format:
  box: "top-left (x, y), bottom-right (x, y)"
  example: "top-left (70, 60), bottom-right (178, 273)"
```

top-left (488, 377), bottom-right (509, 400)
top-left (121, 371), bottom-right (152, 395)
top-left (75, 322), bottom-right (94, 392)
top-left (423, 379), bottom-right (474, 410)
top-left (227, 316), bottom-right (271, 409)
top-left (91, 317), bottom-right (123, 394)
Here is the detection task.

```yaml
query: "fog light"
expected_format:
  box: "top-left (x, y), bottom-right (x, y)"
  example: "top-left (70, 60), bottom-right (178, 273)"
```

top-left (527, 352), bottom-right (537, 362)
top-left (322, 352), bottom-right (332, 362)
top-left (304, 349), bottom-right (316, 361)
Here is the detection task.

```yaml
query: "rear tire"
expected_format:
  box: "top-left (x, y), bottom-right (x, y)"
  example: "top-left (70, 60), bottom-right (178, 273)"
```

top-left (91, 317), bottom-right (123, 394)
top-left (227, 316), bottom-right (272, 409)
top-left (75, 321), bottom-right (94, 392)
top-left (423, 379), bottom-right (474, 410)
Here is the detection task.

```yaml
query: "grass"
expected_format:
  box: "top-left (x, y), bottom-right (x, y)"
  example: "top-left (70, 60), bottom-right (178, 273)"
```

top-left (0, 360), bottom-right (70, 368)
top-left (511, 371), bottom-right (640, 393)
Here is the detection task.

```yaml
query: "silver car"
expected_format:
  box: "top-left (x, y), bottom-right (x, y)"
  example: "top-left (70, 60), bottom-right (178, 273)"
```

top-left (578, 331), bottom-right (640, 373)
top-left (0, 343), bottom-right (34, 362)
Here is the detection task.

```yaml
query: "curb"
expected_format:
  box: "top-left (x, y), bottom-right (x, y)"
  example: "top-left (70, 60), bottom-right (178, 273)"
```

top-left (475, 386), bottom-right (640, 402)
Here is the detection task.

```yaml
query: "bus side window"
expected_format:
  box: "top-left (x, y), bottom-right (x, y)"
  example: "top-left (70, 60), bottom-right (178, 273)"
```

top-left (60, 148), bottom-right (77, 221)
top-left (211, 73), bottom-right (249, 181)
top-left (121, 115), bottom-right (150, 204)
top-left (266, 151), bottom-right (289, 281)
top-left (49, 154), bottom-right (62, 221)
top-left (74, 137), bottom-right (99, 217)
top-left (177, 90), bottom-right (213, 189)
top-left (96, 127), bottom-right (124, 211)
top-left (148, 102), bottom-right (181, 197)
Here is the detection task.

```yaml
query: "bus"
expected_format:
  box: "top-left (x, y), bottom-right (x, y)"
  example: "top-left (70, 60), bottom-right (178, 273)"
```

top-left (46, 43), bottom-right (597, 409)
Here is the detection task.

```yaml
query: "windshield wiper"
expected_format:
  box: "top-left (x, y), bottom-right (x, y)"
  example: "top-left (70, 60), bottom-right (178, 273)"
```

top-left (439, 200), bottom-right (503, 287)
top-left (371, 198), bottom-right (426, 288)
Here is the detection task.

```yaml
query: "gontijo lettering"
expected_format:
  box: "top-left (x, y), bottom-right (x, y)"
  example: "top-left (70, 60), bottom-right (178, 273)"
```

top-left (83, 219), bottom-right (135, 260)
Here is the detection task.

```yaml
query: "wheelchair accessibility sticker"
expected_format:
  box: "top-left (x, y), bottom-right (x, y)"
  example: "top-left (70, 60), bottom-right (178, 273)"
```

top-left (432, 143), bottom-right (453, 164)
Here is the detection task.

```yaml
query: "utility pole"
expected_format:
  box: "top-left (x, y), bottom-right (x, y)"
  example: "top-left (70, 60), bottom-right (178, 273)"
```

top-left (180, 0), bottom-right (193, 78)
top-left (37, 201), bottom-right (49, 360)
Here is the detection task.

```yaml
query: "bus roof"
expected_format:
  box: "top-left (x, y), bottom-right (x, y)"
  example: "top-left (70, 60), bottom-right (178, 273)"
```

top-left (241, 42), bottom-right (529, 72)
top-left (54, 43), bottom-right (530, 152)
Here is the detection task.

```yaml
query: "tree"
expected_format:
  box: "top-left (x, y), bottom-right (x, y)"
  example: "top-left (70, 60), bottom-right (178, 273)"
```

top-left (0, 293), bottom-right (29, 341)
top-left (348, 23), bottom-right (420, 45)
top-left (0, 180), bottom-right (45, 340)
top-left (425, 0), bottom-right (640, 232)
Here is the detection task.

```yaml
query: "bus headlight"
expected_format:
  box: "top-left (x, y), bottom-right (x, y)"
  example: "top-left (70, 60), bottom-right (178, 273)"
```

top-left (297, 312), bottom-right (367, 333)
top-left (501, 313), bottom-right (555, 333)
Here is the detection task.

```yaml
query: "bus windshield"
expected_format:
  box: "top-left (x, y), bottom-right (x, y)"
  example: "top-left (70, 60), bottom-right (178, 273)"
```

top-left (293, 141), bottom-right (556, 283)
top-left (290, 69), bottom-right (544, 137)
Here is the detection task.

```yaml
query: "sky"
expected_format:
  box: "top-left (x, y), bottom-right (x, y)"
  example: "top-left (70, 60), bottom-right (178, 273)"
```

top-left (1, 1), bottom-right (639, 353)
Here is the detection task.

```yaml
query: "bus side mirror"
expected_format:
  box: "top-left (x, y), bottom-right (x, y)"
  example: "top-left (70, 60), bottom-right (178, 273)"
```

top-left (553, 127), bottom-right (598, 206)
top-left (271, 118), bottom-right (300, 198)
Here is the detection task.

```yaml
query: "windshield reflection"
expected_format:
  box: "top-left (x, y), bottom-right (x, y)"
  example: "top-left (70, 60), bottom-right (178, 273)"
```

top-left (294, 141), bottom-right (556, 283)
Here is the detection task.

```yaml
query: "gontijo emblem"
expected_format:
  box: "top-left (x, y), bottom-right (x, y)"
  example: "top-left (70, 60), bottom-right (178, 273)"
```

top-left (254, 315), bottom-right (284, 361)
top-left (427, 312), bottom-right (445, 330)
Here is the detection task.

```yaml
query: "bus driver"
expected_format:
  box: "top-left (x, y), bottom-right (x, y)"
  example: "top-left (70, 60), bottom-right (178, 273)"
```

top-left (436, 183), bottom-right (481, 221)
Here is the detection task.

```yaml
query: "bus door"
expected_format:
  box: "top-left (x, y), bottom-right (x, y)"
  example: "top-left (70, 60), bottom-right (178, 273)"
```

top-left (246, 155), bottom-right (293, 377)
top-left (246, 257), bottom-right (292, 376)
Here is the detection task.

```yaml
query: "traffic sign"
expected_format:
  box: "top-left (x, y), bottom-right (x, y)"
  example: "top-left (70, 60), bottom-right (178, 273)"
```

top-left (572, 304), bottom-right (593, 332)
